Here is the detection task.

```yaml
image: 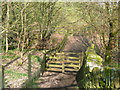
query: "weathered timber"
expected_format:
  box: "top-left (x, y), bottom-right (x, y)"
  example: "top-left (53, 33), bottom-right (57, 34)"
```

top-left (46, 52), bottom-right (83, 73)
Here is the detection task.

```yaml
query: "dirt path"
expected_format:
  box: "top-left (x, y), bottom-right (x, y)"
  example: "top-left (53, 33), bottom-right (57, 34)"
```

top-left (31, 71), bottom-right (79, 90)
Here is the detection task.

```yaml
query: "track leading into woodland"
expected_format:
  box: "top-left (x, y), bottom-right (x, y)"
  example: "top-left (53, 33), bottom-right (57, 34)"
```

top-left (29, 52), bottom-right (83, 89)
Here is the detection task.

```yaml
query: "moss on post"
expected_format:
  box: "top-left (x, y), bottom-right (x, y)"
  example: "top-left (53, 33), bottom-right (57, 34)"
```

top-left (76, 52), bottom-right (87, 89)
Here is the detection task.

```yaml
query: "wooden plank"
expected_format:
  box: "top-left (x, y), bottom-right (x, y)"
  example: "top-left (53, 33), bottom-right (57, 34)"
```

top-left (65, 64), bottom-right (80, 68)
top-left (47, 63), bottom-right (80, 68)
top-left (47, 64), bottom-right (80, 69)
top-left (47, 60), bottom-right (80, 64)
top-left (46, 68), bottom-right (79, 72)
top-left (48, 54), bottom-right (82, 60)
top-left (48, 56), bottom-right (67, 59)
top-left (47, 64), bottom-right (63, 68)
top-left (66, 60), bottom-right (80, 63)
top-left (56, 52), bottom-right (82, 55)
top-left (46, 67), bottom-right (79, 72)
top-left (67, 57), bottom-right (80, 59)
top-left (65, 68), bottom-right (79, 71)
top-left (56, 52), bottom-right (64, 54)
top-left (48, 56), bottom-right (82, 60)
top-left (48, 56), bottom-right (61, 59)
top-left (47, 52), bottom-right (83, 57)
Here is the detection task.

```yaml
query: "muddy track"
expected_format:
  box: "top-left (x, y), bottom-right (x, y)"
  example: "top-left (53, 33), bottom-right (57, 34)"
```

top-left (31, 71), bottom-right (79, 90)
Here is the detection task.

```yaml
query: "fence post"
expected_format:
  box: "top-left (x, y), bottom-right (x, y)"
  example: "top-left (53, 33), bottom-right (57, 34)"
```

top-left (28, 54), bottom-right (32, 80)
top-left (41, 54), bottom-right (47, 75)
top-left (78, 53), bottom-right (81, 69)
top-left (62, 54), bottom-right (65, 73)
top-left (81, 52), bottom-right (84, 67)
top-left (2, 66), bottom-right (5, 88)
top-left (62, 61), bottom-right (65, 73)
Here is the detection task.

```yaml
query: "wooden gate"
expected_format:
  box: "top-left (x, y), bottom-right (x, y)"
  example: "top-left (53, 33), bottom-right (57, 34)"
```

top-left (46, 52), bottom-right (84, 73)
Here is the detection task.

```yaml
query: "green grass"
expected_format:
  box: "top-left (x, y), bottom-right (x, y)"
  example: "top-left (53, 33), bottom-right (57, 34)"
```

top-left (5, 69), bottom-right (27, 78)
top-left (31, 55), bottom-right (43, 63)
top-left (7, 50), bottom-right (17, 55)
top-left (2, 55), bottom-right (18, 59)
top-left (4, 69), bottom-right (28, 86)
top-left (2, 49), bottom-right (19, 59)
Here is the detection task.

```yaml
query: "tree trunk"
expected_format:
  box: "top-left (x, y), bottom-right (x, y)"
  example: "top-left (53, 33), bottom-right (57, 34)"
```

top-left (104, 3), bottom-right (115, 64)
top-left (118, 1), bottom-right (120, 65)
top-left (6, 2), bottom-right (10, 53)
top-left (23, 2), bottom-right (27, 49)
top-left (105, 21), bottom-right (114, 64)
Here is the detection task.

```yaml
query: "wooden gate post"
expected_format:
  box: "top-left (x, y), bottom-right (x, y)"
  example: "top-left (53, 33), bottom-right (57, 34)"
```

top-left (62, 61), bottom-right (65, 73)
top-left (2, 65), bottom-right (5, 88)
top-left (62, 54), bottom-right (65, 73)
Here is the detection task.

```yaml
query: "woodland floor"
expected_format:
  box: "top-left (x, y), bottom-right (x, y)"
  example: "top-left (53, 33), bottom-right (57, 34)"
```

top-left (30, 71), bottom-right (79, 90)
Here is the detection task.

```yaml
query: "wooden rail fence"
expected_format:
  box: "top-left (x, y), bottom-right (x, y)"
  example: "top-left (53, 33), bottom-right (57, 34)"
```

top-left (46, 52), bottom-right (84, 73)
top-left (1, 50), bottom-right (44, 88)
top-left (2, 51), bottom-right (28, 88)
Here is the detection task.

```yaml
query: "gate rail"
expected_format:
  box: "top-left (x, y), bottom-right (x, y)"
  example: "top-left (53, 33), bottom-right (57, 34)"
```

top-left (46, 52), bottom-right (84, 73)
